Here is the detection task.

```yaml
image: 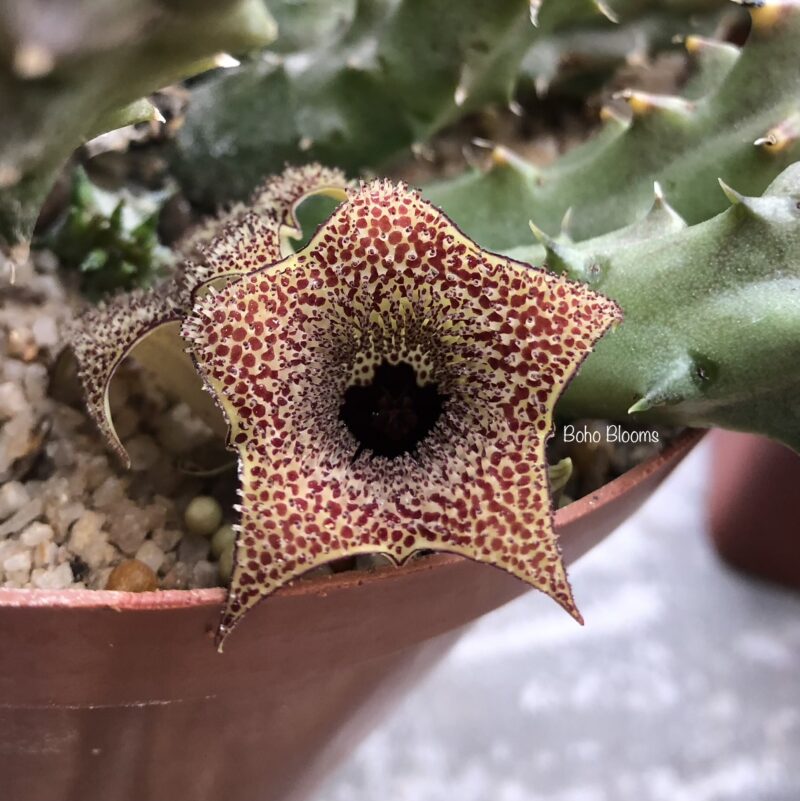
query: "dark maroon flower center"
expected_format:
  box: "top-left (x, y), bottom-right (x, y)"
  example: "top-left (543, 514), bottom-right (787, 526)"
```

top-left (339, 360), bottom-right (447, 459)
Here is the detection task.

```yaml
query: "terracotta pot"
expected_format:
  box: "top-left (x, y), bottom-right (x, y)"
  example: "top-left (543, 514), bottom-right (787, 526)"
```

top-left (708, 430), bottom-right (800, 589)
top-left (0, 431), bottom-right (702, 801)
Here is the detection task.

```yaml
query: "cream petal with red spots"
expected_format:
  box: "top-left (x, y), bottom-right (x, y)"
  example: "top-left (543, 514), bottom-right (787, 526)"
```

top-left (182, 179), bottom-right (623, 649)
top-left (71, 165), bottom-right (349, 466)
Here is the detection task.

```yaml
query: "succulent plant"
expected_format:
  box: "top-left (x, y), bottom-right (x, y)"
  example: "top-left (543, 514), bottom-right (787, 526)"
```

top-left (70, 165), bottom-right (622, 647)
top-left (0, 0), bottom-right (276, 252)
top-left (426, 0), bottom-right (800, 249)
top-left (65, 0), bottom-right (800, 654)
top-left (515, 164), bottom-right (800, 453)
top-left (45, 168), bottom-right (172, 300)
top-left (170, 0), bottom-right (728, 208)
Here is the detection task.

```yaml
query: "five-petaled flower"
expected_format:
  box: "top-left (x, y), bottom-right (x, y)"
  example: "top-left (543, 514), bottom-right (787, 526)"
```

top-left (181, 177), bottom-right (623, 649)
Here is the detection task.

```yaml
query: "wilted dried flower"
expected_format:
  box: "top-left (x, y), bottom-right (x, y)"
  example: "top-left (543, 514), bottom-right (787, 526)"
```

top-left (71, 165), bottom-right (349, 466)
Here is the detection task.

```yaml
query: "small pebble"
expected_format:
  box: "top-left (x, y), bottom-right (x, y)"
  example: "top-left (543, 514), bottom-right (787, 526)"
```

top-left (192, 559), bottom-right (218, 588)
top-left (31, 315), bottom-right (59, 349)
top-left (3, 549), bottom-right (32, 574)
top-left (141, 500), bottom-right (169, 533)
top-left (0, 481), bottom-right (30, 521)
top-left (218, 545), bottom-right (234, 583)
top-left (178, 533), bottom-right (210, 565)
top-left (152, 527), bottom-right (182, 552)
top-left (160, 551), bottom-right (177, 575)
top-left (47, 501), bottom-right (85, 543)
top-left (0, 413), bottom-right (37, 469)
top-left (107, 499), bottom-right (148, 555)
top-left (92, 476), bottom-right (126, 510)
top-left (0, 497), bottom-right (43, 538)
top-left (7, 328), bottom-right (38, 362)
top-left (134, 540), bottom-right (166, 574)
top-left (161, 562), bottom-right (193, 590)
top-left (20, 521), bottom-right (54, 547)
top-left (105, 559), bottom-right (158, 592)
top-left (90, 567), bottom-right (114, 590)
top-left (69, 511), bottom-right (113, 569)
top-left (156, 403), bottom-right (213, 455)
top-left (184, 496), bottom-right (223, 537)
top-left (70, 510), bottom-right (104, 540)
top-left (126, 435), bottom-right (161, 472)
top-left (83, 455), bottom-right (111, 491)
top-left (32, 562), bottom-right (74, 590)
top-left (210, 524), bottom-right (236, 559)
top-left (0, 539), bottom-right (25, 566)
top-left (0, 382), bottom-right (27, 420)
top-left (23, 362), bottom-right (48, 403)
top-left (33, 540), bottom-right (57, 568)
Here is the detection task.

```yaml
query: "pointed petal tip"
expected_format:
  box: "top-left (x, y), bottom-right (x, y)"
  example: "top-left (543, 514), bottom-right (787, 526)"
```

top-left (558, 592), bottom-right (585, 625)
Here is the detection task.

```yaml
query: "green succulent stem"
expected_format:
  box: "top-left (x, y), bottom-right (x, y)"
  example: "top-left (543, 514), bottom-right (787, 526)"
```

top-left (426, 0), bottom-right (800, 249)
top-left (514, 165), bottom-right (800, 452)
top-left (422, 2), bottom-right (800, 451)
top-left (0, 0), bottom-right (276, 251)
top-left (170, 0), bottom-right (728, 208)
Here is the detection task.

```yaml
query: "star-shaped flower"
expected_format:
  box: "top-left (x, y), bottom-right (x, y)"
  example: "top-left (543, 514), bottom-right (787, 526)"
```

top-left (182, 179), bottom-right (623, 649)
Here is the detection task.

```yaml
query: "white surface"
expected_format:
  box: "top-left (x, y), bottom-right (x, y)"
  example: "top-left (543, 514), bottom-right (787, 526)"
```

top-left (318, 441), bottom-right (800, 801)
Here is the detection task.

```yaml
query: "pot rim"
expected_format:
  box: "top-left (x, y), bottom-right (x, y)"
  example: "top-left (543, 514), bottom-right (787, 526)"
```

top-left (0, 428), bottom-right (704, 611)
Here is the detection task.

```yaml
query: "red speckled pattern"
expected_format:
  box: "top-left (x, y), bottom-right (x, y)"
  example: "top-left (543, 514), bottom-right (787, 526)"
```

top-left (182, 179), bottom-right (623, 648)
top-left (71, 165), bottom-right (349, 466)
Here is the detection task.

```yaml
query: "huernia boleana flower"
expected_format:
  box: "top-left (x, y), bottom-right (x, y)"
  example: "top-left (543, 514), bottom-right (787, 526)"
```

top-left (71, 165), bottom-right (350, 466)
top-left (178, 175), bottom-right (623, 649)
